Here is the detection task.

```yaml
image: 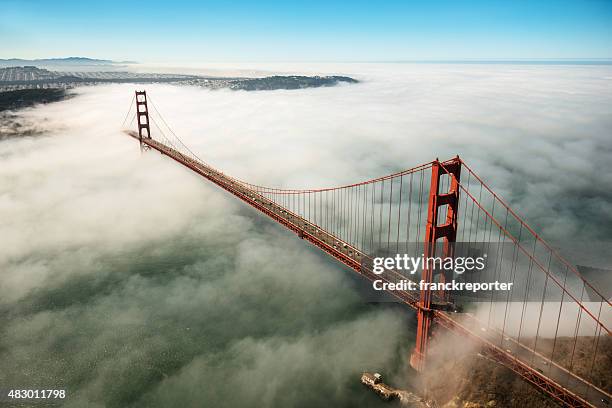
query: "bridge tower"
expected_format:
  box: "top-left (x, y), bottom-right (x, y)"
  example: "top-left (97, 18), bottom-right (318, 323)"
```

top-left (135, 91), bottom-right (151, 150)
top-left (410, 157), bottom-right (461, 372)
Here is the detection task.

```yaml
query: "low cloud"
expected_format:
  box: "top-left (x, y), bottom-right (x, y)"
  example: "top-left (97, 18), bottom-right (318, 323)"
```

top-left (1, 63), bottom-right (611, 406)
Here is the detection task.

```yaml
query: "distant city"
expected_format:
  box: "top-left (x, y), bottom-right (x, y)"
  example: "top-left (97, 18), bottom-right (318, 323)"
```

top-left (0, 66), bottom-right (356, 92)
top-left (0, 58), bottom-right (357, 111)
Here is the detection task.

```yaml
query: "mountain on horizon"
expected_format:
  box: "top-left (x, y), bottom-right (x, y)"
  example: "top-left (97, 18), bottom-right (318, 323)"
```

top-left (0, 57), bottom-right (137, 68)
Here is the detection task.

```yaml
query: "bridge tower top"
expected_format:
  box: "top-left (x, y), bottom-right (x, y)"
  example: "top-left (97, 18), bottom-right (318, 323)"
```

top-left (135, 91), bottom-right (151, 146)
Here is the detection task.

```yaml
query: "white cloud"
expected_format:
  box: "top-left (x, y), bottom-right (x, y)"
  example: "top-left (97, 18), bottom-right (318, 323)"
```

top-left (0, 63), bottom-right (610, 406)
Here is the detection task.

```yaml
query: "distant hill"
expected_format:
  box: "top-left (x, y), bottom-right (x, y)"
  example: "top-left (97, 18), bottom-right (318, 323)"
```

top-left (227, 75), bottom-right (358, 91)
top-left (1, 57), bottom-right (116, 65)
top-left (0, 57), bottom-right (136, 70)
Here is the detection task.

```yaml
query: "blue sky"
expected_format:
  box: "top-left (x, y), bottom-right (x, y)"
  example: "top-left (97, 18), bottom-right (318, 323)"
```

top-left (2, 0), bottom-right (611, 62)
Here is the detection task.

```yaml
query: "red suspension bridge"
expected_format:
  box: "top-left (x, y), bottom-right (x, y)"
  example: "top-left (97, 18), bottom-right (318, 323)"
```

top-left (122, 91), bottom-right (610, 407)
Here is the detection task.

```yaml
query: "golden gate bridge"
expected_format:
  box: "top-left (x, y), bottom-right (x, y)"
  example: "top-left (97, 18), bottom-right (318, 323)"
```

top-left (122, 91), bottom-right (610, 407)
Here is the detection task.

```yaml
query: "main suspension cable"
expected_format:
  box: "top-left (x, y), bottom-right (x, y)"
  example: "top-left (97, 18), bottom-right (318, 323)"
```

top-left (143, 94), bottom-right (434, 195)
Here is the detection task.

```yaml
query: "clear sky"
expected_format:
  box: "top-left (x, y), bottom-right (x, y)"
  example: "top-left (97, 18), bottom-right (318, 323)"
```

top-left (2, 0), bottom-right (611, 62)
